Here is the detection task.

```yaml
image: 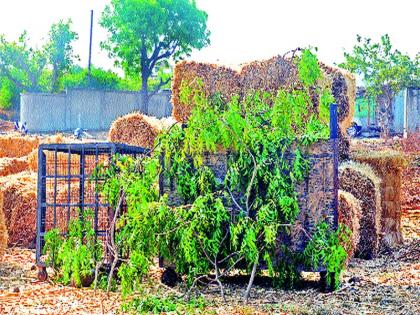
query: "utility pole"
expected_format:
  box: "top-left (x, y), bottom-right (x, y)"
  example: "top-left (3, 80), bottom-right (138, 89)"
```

top-left (88, 10), bottom-right (94, 85)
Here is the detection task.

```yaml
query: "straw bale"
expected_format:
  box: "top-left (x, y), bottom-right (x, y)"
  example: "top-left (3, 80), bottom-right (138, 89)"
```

top-left (0, 172), bottom-right (37, 247)
top-left (338, 190), bottom-right (361, 259)
top-left (0, 135), bottom-right (39, 158)
top-left (0, 157), bottom-right (29, 177)
top-left (0, 192), bottom-right (7, 256)
top-left (338, 129), bottom-right (350, 162)
top-left (319, 63), bottom-right (356, 130)
top-left (172, 56), bottom-right (356, 127)
top-left (239, 55), bottom-right (299, 96)
top-left (27, 134), bottom-right (70, 172)
top-left (352, 150), bottom-right (407, 247)
top-left (109, 112), bottom-right (175, 148)
top-left (339, 161), bottom-right (381, 259)
top-left (172, 61), bottom-right (241, 122)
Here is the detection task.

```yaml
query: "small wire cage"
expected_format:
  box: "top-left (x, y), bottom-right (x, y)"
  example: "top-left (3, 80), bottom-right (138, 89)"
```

top-left (35, 143), bottom-right (147, 266)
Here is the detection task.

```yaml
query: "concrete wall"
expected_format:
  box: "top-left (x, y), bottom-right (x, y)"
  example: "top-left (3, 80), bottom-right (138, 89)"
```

top-left (407, 88), bottom-right (419, 132)
top-left (20, 89), bottom-right (172, 133)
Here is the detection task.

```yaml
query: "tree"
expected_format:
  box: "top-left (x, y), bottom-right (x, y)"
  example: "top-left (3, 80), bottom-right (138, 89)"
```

top-left (100, 0), bottom-right (210, 108)
top-left (0, 32), bottom-right (48, 93)
top-left (340, 34), bottom-right (419, 137)
top-left (59, 65), bottom-right (139, 91)
top-left (44, 20), bottom-right (79, 92)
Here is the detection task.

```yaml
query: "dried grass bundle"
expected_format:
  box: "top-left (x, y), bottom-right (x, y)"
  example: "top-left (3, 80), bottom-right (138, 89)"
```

top-left (0, 192), bottom-right (7, 256)
top-left (319, 63), bottom-right (356, 130)
top-left (352, 150), bottom-right (407, 247)
top-left (171, 56), bottom-right (356, 128)
top-left (239, 55), bottom-right (299, 95)
top-left (0, 135), bottom-right (39, 158)
top-left (338, 190), bottom-right (361, 260)
top-left (339, 161), bottom-right (381, 259)
top-left (338, 129), bottom-right (350, 162)
top-left (172, 61), bottom-right (241, 122)
top-left (109, 112), bottom-right (175, 148)
top-left (0, 157), bottom-right (29, 177)
top-left (0, 172), bottom-right (37, 247)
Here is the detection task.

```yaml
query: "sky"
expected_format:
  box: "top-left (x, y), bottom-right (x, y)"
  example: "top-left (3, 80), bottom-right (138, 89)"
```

top-left (0, 0), bottom-right (418, 72)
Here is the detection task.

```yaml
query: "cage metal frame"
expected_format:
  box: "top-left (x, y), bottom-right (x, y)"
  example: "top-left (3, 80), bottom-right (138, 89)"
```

top-left (35, 142), bottom-right (147, 266)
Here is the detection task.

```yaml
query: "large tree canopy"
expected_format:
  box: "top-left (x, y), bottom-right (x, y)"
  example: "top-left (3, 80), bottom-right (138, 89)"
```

top-left (0, 20), bottom-right (79, 110)
top-left (44, 19), bottom-right (79, 92)
top-left (340, 34), bottom-right (419, 137)
top-left (100, 0), bottom-right (210, 107)
top-left (0, 32), bottom-right (47, 93)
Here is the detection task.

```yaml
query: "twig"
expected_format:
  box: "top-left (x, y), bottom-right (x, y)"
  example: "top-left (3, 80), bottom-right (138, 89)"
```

top-left (107, 189), bottom-right (125, 293)
top-left (243, 259), bottom-right (258, 303)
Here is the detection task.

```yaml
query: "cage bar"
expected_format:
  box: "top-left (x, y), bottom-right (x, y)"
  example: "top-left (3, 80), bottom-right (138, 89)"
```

top-left (36, 143), bottom-right (147, 266)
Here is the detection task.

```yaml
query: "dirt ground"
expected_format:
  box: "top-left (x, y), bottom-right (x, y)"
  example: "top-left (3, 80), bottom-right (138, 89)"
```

top-left (0, 231), bottom-right (419, 314)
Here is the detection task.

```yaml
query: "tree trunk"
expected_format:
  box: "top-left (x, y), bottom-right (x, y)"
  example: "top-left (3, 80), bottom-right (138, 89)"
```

top-left (140, 69), bottom-right (149, 112)
top-left (51, 66), bottom-right (59, 93)
top-left (377, 86), bottom-right (394, 139)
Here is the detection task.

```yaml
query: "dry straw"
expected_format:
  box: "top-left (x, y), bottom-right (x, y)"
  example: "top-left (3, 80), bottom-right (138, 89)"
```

top-left (0, 172), bottom-right (37, 247)
top-left (0, 192), bottom-right (8, 257)
top-left (339, 161), bottom-right (381, 259)
top-left (0, 135), bottom-right (39, 158)
top-left (0, 157), bottom-right (29, 177)
top-left (338, 190), bottom-right (361, 260)
top-left (109, 112), bottom-right (175, 148)
top-left (171, 56), bottom-right (356, 133)
top-left (352, 149), bottom-right (407, 247)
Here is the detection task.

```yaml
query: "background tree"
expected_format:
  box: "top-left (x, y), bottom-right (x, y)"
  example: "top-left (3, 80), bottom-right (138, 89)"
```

top-left (44, 19), bottom-right (79, 92)
top-left (100, 0), bottom-right (210, 108)
top-left (0, 32), bottom-right (48, 93)
top-left (340, 34), bottom-right (419, 137)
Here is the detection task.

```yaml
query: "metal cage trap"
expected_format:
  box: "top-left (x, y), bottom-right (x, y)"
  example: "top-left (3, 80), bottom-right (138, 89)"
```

top-left (35, 142), bottom-right (147, 280)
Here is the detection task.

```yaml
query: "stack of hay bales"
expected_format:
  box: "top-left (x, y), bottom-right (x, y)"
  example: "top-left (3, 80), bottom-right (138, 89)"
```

top-left (0, 172), bottom-right (37, 247)
top-left (172, 61), bottom-right (242, 122)
top-left (0, 157), bottom-right (29, 177)
top-left (109, 112), bottom-right (175, 148)
top-left (0, 192), bottom-right (7, 257)
top-left (352, 150), bottom-right (407, 247)
top-left (339, 162), bottom-right (381, 259)
top-left (171, 55), bottom-right (355, 161)
top-left (338, 190), bottom-right (361, 259)
top-left (0, 135), bottom-right (39, 158)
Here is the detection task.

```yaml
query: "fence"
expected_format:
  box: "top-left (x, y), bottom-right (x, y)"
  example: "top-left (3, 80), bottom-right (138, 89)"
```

top-left (20, 89), bottom-right (172, 133)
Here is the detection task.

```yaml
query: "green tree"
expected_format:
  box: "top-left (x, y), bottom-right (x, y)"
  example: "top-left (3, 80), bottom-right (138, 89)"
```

top-left (0, 32), bottom-right (47, 93)
top-left (340, 34), bottom-right (419, 137)
top-left (59, 66), bottom-right (140, 91)
top-left (44, 19), bottom-right (79, 92)
top-left (100, 0), bottom-right (210, 108)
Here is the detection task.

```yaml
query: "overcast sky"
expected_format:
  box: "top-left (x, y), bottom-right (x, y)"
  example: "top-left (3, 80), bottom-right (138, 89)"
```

top-left (0, 0), bottom-right (418, 72)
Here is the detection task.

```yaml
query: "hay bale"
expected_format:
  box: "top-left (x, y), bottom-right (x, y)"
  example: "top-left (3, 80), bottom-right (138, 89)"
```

top-left (338, 129), bottom-right (350, 162)
top-left (352, 150), bottom-right (407, 248)
top-left (0, 157), bottom-right (29, 177)
top-left (0, 172), bottom-right (37, 247)
top-left (0, 192), bottom-right (7, 257)
top-left (339, 162), bottom-right (381, 259)
top-left (0, 135), bottom-right (39, 158)
top-left (109, 112), bottom-right (175, 148)
top-left (27, 134), bottom-right (71, 172)
top-left (239, 55), bottom-right (299, 95)
top-left (172, 61), bottom-right (242, 122)
top-left (171, 56), bottom-right (356, 127)
top-left (338, 190), bottom-right (361, 259)
top-left (319, 63), bottom-right (356, 130)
